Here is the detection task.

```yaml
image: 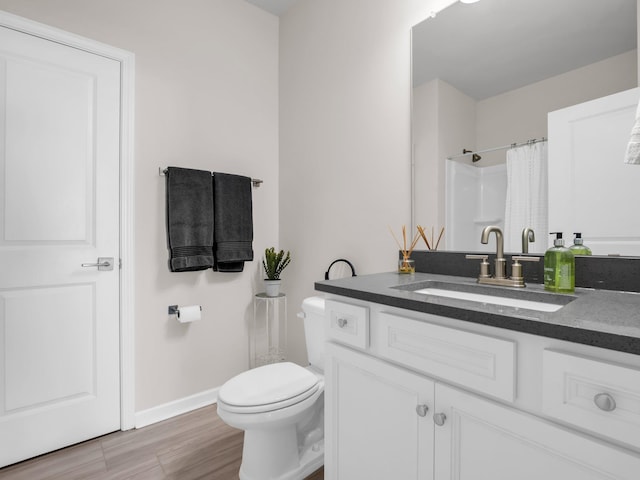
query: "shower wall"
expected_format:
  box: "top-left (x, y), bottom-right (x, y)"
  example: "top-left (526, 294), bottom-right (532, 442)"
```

top-left (445, 160), bottom-right (507, 252)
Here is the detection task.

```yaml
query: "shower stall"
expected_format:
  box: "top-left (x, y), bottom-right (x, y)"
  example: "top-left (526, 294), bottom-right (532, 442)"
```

top-left (445, 160), bottom-right (507, 252)
top-left (444, 138), bottom-right (548, 254)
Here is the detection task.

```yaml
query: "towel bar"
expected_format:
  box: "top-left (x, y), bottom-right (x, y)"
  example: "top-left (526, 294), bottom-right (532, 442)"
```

top-left (159, 167), bottom-right (263, 187)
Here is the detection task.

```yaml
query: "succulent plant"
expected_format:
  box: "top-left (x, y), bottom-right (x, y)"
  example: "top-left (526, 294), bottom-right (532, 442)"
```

top-left (262, 247), bottom-right (291, 280)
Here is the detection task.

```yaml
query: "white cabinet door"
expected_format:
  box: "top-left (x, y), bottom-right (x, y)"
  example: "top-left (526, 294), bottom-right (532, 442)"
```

top-left (325, 342), bottom-right (435, 480)
top-left (434, 384), bottom-right (640, 480)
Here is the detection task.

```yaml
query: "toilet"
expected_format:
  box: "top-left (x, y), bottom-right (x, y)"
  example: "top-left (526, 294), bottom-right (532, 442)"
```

top-left (217, 296), bottom-right (325, 480)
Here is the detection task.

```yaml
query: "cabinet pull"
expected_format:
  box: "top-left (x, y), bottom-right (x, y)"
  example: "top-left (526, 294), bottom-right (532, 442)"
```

top-left (337, 317), bottom-right (348, 328)
top-left (593, 393), bottom-right (617, 412)
top-left (416, 404), bottom-right (429, 417)
top-left (433, 413), bottom-right (447, 426)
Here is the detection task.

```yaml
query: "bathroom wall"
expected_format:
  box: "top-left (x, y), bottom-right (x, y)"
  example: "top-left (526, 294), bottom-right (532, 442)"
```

top-left (477, 50), bottom-right (637, 166)
top-left (279, 0), bottom-right (456, 364)
top-left (413, 79), bottom-right (442, 230)
top-left (414, 78), bottom-right (476, 229)
top-left (0, 0), bottom-right (279, 412)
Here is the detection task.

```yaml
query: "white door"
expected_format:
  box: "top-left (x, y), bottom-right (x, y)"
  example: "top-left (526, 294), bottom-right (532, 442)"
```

top-left (548, 87), bottom-right (640, 255)
top-left (0, 24), bottom-right (121, 467)
top-left (325, 343), bottom-right (435, 480)
top-left (434, 384), bottom-right (640, 480)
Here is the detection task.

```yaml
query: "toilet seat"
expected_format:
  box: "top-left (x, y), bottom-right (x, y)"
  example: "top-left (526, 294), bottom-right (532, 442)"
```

top-left (218, 362), bottom-right (320, 414)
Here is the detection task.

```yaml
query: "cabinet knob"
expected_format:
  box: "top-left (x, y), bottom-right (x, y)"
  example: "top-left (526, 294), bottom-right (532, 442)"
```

top-left (593, 393), bottom-right (617, 412)
top-left (416, 404), bottom-right (429, 417)
top-left (337, 317), bottom-right (348, 328)
top-left (433, 413), bottom-right (447, 426)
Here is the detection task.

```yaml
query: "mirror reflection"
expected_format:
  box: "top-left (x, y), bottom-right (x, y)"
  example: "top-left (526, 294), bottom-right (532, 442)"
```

top-left (411, 0), bottom-right (638, 254)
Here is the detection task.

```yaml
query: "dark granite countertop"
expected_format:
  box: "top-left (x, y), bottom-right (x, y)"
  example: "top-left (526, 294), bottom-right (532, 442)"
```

top-left (315, 272), bottom-right (640, 355)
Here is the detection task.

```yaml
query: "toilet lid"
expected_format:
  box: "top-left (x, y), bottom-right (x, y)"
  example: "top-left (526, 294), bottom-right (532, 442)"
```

top-left (218, 362), bottom-right (319, 408)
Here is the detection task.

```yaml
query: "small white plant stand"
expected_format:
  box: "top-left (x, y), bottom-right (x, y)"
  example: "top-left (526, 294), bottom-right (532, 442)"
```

top-left (251, 293), bottom-right (287, 368)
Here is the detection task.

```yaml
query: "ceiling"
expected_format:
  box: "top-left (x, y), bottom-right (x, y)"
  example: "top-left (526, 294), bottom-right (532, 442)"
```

top-left (245, 0), bottom-right (299, 16)
top-left (412, 0), bottom-right (637, 100)
top-left (245, 0), bottom-right (637, 101)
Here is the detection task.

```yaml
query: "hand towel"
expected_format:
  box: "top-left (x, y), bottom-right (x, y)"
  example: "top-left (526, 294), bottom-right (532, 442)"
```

top-left (624, 99), bottom-right (640, 164)
top-left (213, 173), bottom-right (254, 272)
top-left (166, 167), bottom-right (214, 271)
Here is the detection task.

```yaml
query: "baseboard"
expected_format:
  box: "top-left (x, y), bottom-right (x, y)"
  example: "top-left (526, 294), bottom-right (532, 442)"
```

top-left (134, 387), bottom-right (219, 429)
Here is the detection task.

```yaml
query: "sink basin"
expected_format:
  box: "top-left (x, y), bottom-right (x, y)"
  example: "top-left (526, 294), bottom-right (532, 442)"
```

top-left (395, 280), bottom-right (575, 313)
top-left (413, 287), bottom-right (565, 312)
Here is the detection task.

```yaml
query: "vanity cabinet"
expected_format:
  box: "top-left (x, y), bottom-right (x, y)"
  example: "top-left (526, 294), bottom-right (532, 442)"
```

top-left (324, 297), bottom-right (640, 480)
top-left (434, 384), bottom-right (640, 480)
top-left (325, 342), bottom-right (434, 479)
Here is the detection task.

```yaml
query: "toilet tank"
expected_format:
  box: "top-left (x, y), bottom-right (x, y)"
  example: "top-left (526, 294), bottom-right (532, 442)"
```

top-left (300, 296), bottom-right (326, 372)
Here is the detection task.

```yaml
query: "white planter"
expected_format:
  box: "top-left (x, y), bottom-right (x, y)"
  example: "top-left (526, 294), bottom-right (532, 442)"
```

top-left (264, 279), bottom-right (281, 297)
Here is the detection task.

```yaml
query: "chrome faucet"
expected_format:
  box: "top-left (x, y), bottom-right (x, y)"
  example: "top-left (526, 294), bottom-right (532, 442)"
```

top-left (466, 225), bottom-right (540, 287)
top-left (481, 226), bottom-right (506, 279)
top-left (522, 228), bottom-right (535, 254)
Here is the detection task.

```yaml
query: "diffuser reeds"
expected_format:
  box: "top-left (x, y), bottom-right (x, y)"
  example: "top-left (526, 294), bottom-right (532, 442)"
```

top-left (417, 225), bottom-right (444, 251)
top-left (389, 225), bottom-right (420, 273)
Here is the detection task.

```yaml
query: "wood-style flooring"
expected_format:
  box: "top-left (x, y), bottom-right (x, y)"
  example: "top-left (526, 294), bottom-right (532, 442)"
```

top-left (0, 404), bottom-right (324, 480)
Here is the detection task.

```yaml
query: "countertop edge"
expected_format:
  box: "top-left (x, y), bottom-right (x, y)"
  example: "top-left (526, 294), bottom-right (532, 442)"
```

top-left (315, 281), bottom-right (640, 356)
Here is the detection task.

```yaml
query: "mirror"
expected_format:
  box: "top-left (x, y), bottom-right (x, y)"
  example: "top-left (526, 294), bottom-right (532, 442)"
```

top-left (411, 0), bottom-right (638, 254)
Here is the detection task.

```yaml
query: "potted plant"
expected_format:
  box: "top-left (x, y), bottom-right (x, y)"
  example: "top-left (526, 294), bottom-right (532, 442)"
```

top-left (262, 247), bottom-right (291, 297)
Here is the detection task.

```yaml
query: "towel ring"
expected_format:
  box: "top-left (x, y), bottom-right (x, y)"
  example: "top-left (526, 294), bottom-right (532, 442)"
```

top-left (325, 259), bottom-right (357, 280)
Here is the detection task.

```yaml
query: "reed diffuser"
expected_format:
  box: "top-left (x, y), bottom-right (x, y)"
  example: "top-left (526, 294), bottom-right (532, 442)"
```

top-left (417, 225), bottom-right (445, 251)
top-left (389, 225), bottom-right (420, 274)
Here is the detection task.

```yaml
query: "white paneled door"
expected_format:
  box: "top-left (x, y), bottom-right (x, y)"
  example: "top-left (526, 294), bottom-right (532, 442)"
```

top-left (0, 24), bottom-right (121, 467)
top-left (548, 87), bottom-right (640, 255)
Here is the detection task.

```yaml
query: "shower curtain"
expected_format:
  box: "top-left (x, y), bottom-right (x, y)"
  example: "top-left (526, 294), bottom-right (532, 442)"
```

top-left (503, 142), bottom-right (548, 254)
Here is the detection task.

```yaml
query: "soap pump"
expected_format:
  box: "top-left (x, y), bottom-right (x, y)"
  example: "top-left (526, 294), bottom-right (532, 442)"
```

top-left (569, 232), bottom-right (592, 256)
top-left (544, 232), bottom-right (575, 293)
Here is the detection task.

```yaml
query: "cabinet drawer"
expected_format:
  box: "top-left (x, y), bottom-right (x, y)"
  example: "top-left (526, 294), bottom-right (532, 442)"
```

top-left (373, 312), bottom-right (516, 402)
top-left (542, 350), bottom-right (640, 450)
top-left (325, 300), bottom-right (369, 350)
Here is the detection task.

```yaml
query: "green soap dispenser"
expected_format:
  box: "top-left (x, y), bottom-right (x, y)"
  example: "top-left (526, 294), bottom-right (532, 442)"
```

top-left (544, 232), bottom-right (575, 293)
top-left (569, 232), bottom-right (592, 255)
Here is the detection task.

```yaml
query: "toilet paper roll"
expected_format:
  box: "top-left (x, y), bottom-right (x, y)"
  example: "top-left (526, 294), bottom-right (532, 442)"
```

top-left (177, 305), bottom-right (201, 323)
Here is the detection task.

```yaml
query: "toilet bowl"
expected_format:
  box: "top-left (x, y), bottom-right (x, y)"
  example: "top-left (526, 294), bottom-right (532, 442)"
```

top-left (216, 297), bottom-right (326, 480)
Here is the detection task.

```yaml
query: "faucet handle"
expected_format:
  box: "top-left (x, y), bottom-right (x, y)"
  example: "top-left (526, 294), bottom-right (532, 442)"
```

top-left (510, 256), bottom-right (540, 285)
top-left (465, 254), bottom-right (491, 278)
top-left (511, 256), bottom-right (540, 263)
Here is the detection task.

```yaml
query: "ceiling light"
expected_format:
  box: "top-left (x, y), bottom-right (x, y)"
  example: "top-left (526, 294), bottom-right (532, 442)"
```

top-left (460, 0), bottom-right (481, 4)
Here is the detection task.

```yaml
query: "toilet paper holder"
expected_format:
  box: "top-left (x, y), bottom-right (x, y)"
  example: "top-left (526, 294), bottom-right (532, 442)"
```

top-left (168, 305), bottom-right (202, 317)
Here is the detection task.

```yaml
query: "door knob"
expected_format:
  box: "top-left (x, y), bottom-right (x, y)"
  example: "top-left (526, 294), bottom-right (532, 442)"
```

top-left (337, 317), bottom-right (348, 328)
top-left (81, 257), bottom-right (114, 271)
top-left (416, 404), bottom-right (429, 417)
top-left (433, 413), bottom-right (447, 426)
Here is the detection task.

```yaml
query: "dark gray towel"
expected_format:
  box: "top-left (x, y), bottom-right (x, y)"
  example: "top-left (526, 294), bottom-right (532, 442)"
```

top-left (213, 173), bottom-right (254, 272)
top-left (166, 167), bottom-right (214, 272)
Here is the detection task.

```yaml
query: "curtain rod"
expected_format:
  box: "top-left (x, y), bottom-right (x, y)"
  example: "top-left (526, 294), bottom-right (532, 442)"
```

top-left (158, 167), bottom-right (263, 187)
top-left (446, 137), bottom-right (547, 161)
